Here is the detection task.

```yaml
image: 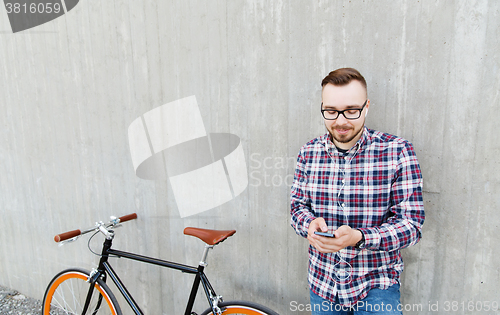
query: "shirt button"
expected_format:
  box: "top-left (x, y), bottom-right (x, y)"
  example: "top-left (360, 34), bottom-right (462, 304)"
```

top-left (341, 203), bottom-right (346, 208)
top-left (342, 179), bottom-right (345, 184)
top-left (344, 156), bottom-right (348, 160)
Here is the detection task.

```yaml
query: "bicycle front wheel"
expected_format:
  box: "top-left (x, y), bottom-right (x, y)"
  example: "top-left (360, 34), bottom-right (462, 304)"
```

top-left (42, 268), bottom-right (122, 315)
top-left (200, 300), bottom-right (279, 315)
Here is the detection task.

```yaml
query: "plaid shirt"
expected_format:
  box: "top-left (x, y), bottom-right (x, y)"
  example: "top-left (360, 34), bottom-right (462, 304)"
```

top-left (290, 127), bottom-right (425, 307)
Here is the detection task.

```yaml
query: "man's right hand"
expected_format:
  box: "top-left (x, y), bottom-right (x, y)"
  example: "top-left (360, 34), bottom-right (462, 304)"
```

top-left (307, 217), bottom-right (329, 251)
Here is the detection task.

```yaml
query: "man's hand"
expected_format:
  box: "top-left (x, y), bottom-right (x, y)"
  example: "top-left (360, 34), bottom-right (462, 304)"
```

top-left (307, 218), bottom-right (363, 253)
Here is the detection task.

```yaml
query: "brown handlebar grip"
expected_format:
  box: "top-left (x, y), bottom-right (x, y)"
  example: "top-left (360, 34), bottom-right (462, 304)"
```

top-left (118, 213), bottom-right (137, 223)
top-left (54, 229), bottom-right (81, 242)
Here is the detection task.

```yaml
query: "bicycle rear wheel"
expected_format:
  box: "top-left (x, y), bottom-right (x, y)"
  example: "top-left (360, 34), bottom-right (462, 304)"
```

top-left (42, 268), bottom-right (122, 315)
top-left (200, 300), bottom-right (279, 315)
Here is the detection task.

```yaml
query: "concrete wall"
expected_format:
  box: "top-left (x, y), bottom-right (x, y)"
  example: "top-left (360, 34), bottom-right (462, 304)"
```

top-left (1, 1), bottom-right (499, 314)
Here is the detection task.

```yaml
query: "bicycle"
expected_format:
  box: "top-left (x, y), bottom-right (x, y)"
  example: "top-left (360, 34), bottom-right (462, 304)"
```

top-left (42, 213), bottom-right (279, 315)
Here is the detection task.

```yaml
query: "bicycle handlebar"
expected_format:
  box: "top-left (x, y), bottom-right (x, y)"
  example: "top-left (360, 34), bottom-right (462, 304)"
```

top-left (54, 213), bottom-right (138, 243)
top-left (54, 229), bottom-right (82, 242)
top-left (118, 213), bottom-right (137, 223)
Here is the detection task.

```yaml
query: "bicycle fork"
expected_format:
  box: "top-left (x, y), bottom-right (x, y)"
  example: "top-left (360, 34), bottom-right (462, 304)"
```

top-left (81, 269), bottom-right (104, 315)
top-left (83, 229), bottom-right (127, 315)
top-left (80, 235), bottom-right (114, 315)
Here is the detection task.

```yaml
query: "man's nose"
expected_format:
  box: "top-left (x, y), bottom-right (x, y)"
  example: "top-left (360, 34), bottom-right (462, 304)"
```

top-left (336, 113), bottom-right (348, 124)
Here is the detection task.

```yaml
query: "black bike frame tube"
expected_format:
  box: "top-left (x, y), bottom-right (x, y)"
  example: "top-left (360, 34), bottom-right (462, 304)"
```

top-left (103, 262), bottom-right (144, 315)
top-left (200, 273), bottom-right (217, 298)
top-left (98, 238), bottom-right (112, 274)
top-left (184, 265), bottom-right (205, 315)
top-left (81, 280), bottom-right (105, 315)
top-left (81, 282), bottom-right (95, 315)
top-left (200, 272), bottom-right (218, 307)
top-left (99, 244), bottom-right (209, 314)
top-left (106, 248), bottom-right (198, 274)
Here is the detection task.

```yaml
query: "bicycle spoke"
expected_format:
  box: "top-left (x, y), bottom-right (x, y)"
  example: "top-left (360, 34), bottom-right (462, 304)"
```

top-left (55, 287), bottom-right (74, 314)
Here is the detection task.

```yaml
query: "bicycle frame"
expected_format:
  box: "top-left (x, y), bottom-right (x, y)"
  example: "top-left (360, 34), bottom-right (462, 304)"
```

top-left (86, 236), bottom-right (221, 315)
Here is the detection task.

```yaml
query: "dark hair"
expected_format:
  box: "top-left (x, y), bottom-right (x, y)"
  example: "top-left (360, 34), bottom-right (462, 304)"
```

top-left (321, 68), bottom-right (367, 91)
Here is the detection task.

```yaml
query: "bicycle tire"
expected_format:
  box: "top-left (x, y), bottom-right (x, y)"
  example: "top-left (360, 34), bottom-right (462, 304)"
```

top-left (42, 268), bottom-right (122, 315)
top-left (200, 300), bottom-right (279, 315)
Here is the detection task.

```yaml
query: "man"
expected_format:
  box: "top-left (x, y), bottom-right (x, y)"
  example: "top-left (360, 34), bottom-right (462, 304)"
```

top-left (290, 68), bottom-right (424, 314)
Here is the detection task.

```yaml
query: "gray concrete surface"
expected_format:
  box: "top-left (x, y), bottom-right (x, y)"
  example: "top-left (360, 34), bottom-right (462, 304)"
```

top-left (1, 1), bottom-right (499, 314)
top-left (0, 284), bottom-right (41, 314)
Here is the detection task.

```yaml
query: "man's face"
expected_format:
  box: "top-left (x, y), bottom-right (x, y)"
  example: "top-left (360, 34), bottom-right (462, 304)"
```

top-left (321, 81), bottom-right (370, 150)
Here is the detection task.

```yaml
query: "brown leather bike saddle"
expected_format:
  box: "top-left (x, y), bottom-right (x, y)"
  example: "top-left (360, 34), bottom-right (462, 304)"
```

top-left (184, 227), bottom-right (236, 245)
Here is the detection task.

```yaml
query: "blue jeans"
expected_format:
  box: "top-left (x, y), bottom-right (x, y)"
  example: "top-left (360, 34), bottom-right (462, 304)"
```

top-left (309, 284), bottom-right (403, 315)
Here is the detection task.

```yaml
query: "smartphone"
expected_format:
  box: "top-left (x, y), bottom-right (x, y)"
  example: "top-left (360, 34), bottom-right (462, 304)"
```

top-left (314, 231), bottom-right (336, 238)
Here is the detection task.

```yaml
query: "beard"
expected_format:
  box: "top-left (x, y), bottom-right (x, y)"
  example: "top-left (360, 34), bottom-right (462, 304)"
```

top-left (327, 123), bottom-right (364, 145)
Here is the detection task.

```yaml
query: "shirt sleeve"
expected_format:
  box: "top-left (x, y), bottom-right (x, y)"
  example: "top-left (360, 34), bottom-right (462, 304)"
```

top-left (290, 149), bottom-right (316, 238)
top-left (359, 141), bottom-right (425, 252)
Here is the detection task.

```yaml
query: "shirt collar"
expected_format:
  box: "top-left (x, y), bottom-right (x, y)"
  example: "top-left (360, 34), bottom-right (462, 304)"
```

top-left (321, 126), bottom-right (370, 155)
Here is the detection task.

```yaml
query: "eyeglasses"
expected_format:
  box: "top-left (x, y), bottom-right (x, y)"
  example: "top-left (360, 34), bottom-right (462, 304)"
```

top-left (321, 100), bottom-right (367, 120)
